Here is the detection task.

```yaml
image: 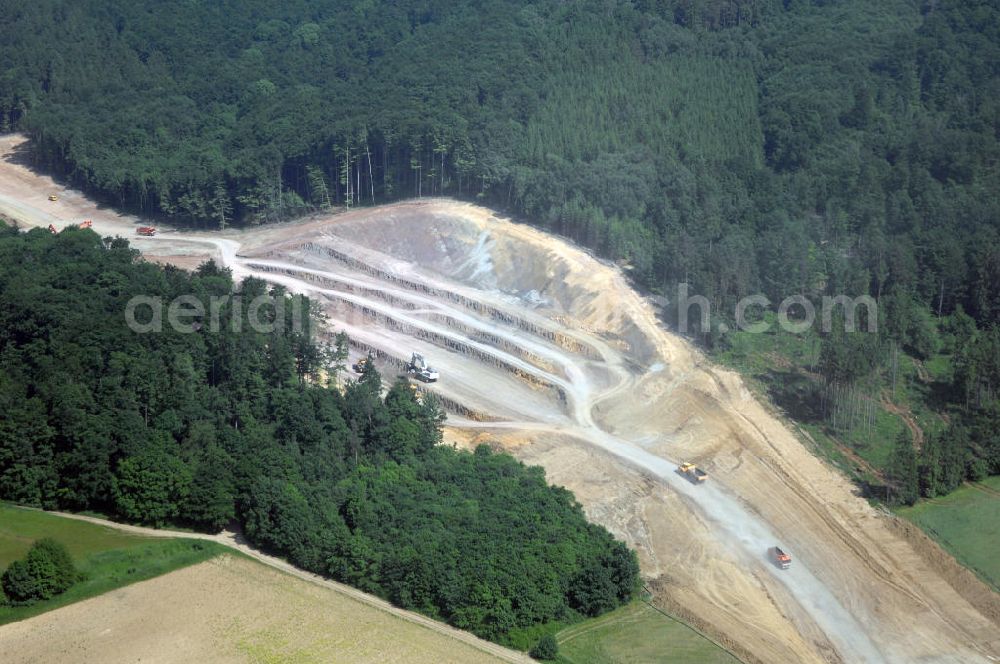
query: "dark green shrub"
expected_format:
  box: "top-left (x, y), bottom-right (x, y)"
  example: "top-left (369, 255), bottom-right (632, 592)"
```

top-left (530, 634), bottom-right (559, 660)
top-left (1, 538), bottom-right (77, 605)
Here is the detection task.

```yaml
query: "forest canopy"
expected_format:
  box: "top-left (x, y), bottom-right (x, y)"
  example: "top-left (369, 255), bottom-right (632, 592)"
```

top-left (1, 0), bottom-right (997, 330)
top-left (1, 0), bottom-right (998, 498)
top-left (0, 226), bottom-right (639, 641)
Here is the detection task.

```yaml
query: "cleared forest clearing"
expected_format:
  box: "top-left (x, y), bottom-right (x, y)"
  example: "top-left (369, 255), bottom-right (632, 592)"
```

top-left (1, 136), bottom-right (998, 663)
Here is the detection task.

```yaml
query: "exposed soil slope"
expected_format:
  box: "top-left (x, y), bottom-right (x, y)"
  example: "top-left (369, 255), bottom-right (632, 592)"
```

top-left (1, 134), bottom-right (998, 663)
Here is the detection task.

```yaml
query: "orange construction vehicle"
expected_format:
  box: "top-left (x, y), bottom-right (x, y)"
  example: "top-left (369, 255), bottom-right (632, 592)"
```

top-left (769, 546), bottom-right (792, 569)
top-left (136, 226), bottom-right (157, 236)
top-left (79, 220), bottom-right (93, 229)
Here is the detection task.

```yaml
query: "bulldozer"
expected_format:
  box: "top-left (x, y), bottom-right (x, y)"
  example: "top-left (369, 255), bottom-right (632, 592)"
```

top-left (408, 353), bottom-right (439, 382)
top-left (48, 194), bottom-right (58, 202)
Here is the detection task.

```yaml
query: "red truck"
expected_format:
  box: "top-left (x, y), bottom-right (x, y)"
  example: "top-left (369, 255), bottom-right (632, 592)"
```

top-left (136, 226), bottom-right (157, 236)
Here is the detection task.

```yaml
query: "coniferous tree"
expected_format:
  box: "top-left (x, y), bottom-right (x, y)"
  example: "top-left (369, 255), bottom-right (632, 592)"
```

top-left (886, 431), bottom-right (919, 506)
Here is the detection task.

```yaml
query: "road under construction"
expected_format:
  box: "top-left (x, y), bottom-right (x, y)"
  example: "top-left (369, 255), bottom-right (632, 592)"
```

top-left (1, 133), bottom-right (998, 663)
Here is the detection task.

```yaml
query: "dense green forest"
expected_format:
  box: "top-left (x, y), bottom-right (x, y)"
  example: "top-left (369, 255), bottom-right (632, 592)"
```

top-left (0, 0), bottom-right (997, 496)
top-left (0, 227), bottom-right (639, 642)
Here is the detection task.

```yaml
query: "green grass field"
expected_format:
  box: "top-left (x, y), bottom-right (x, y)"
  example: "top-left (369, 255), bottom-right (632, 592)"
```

top-left (895, 477), bottom-right (1000, 591)
top-left (0, 504), bottom-right (227, 624)
top-left (554, 602), bottom-right (740, 664)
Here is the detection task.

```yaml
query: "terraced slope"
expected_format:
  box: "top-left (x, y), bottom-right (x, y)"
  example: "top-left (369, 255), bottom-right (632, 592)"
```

top-left (2, 135), bottom-right (998, 663)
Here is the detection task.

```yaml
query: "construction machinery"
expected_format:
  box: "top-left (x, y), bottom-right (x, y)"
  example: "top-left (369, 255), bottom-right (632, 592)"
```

top-left (769, 546), bottom-right (792, 570)
top-left (136, 226), bottom-right (157, 236)
top-left (352, 356), bottom-right (370, 373)
top-left (45, 221), bottom-right (92, 234)
top-left (679, 462), bottom-right (708, 483)
top-left (408, 352), bottom-right (439, 382)
top-left (48, 194), bottom-right (58, 202)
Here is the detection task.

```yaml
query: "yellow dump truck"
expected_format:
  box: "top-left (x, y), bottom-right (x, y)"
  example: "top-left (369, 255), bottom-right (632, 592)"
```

top-left (679, 462), bottom-right (708, 483)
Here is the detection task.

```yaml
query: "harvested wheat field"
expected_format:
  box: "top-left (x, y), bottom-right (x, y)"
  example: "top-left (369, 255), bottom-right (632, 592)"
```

top-left (0, 555), bottom-right (506, 664)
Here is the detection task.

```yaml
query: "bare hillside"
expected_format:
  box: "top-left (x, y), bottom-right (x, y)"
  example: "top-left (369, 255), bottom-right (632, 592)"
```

top-left (1, 134), bottom-right (998, 663)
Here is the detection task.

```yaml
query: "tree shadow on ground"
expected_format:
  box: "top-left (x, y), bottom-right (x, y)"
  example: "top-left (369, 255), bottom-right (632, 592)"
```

top-left (763, 368), bottom-right (824, 423)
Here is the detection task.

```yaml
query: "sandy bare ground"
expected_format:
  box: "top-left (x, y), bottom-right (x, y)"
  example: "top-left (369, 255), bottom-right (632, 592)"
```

top-left (0, 554), bottom-right (507, 664)
top-left (1, 133), bottom-right (999, 663)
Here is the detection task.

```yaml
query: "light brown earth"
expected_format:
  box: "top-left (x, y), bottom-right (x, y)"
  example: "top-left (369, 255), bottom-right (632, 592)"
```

top-left (0, 555), bottom-right (507, 664)
top-left (2, 133), bottom-right (999, 663)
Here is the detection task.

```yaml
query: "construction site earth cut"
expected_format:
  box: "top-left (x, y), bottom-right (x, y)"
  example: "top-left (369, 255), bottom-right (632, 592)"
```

top-left (2, 134), bottom-right (999, 664)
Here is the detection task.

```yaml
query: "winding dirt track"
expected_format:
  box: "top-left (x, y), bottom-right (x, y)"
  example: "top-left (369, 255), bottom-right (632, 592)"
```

top-left (2, 134), bottom-right (999, 663)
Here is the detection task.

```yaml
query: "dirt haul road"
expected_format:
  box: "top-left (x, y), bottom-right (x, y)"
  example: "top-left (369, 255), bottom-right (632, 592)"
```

top-left (2, 134), bottom-right (999, 663)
